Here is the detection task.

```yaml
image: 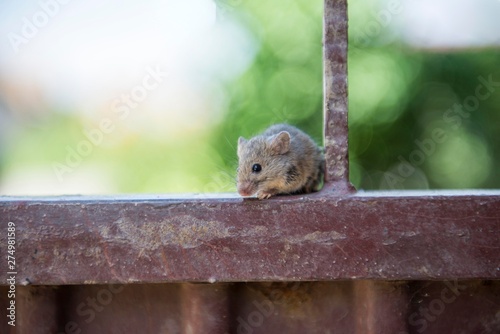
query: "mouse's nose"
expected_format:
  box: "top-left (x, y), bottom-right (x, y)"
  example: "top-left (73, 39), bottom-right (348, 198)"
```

top-left (237, 181), bottom-right (255, 197)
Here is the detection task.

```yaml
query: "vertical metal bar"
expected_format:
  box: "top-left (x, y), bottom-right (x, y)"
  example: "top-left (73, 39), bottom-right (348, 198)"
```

top-left (323, 0), bottom-right (354, 193)
top-left (1, 287), bottom-right (15, 334)
top-left (181, 283), bottom-right (231, 334)
top-left (353, 281), bottom-right (410, 334)
top-left (17, 286), bottom-right (61, 334)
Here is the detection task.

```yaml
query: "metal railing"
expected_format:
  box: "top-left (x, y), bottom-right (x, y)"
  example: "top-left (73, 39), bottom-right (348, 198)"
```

top-left (1, 0), bottom-right (499, 333)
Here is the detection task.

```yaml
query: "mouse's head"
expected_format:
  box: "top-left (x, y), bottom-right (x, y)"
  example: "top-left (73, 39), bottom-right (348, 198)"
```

top-left (237, 130), bottom-right (291, 198)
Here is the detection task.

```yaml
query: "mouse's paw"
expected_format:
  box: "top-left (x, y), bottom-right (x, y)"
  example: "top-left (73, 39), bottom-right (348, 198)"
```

top-left (256, 191), bottom-right (274, 200)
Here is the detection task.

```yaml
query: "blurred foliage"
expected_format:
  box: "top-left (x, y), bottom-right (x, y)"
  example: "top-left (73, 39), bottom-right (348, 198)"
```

top-left (1, 0), bottom-right (499, 194)
top-left (348, 47), bottom-right (500, 189)
top-left (214, 0), bottom-right (500, 191)
top-left (211, 0), bottom-right (324, 182)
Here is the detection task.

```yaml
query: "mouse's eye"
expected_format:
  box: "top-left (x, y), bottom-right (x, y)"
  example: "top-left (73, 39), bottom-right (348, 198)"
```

top-left (252, 163), bottom-right (262, 173)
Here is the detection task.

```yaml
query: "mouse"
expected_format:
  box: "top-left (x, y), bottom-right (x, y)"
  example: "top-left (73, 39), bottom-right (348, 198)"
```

top-left (237, 124), bottom-right (324, 199)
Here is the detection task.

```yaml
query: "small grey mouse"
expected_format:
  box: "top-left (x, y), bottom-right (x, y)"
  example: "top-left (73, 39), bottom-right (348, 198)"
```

top-left (237, 124), bottom-right (324, 199)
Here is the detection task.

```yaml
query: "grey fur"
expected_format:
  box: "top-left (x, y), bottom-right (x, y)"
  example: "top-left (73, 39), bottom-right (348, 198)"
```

top-left (237, 124), bottom-right (324, 199)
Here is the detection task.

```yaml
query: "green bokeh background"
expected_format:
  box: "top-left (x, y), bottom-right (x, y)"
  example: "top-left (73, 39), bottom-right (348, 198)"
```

top-left (215, 0), bottom-right (500, 191)
top-left (1, 0), bottom-right (499, 194)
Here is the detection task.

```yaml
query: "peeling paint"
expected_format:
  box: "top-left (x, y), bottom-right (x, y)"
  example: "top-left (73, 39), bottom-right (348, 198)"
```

top-left (103, 216), bottom-right (231, 250)
top-left (288, 230), bottom-right (347, 245)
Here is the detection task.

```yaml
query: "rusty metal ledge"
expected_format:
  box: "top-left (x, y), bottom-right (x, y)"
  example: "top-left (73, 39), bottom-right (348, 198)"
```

top-left (1, 190), bottom-right (499, 285)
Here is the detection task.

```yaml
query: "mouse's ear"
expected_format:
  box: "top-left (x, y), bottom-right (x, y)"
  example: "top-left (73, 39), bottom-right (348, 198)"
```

top-left (269, 131), bottom-right (290, 155)
top-left (237, 137), bottom-right (247, 157)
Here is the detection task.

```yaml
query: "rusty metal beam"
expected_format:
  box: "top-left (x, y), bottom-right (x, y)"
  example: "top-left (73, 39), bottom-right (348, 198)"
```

top-left (1, 191), bottom-right (499, 285)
